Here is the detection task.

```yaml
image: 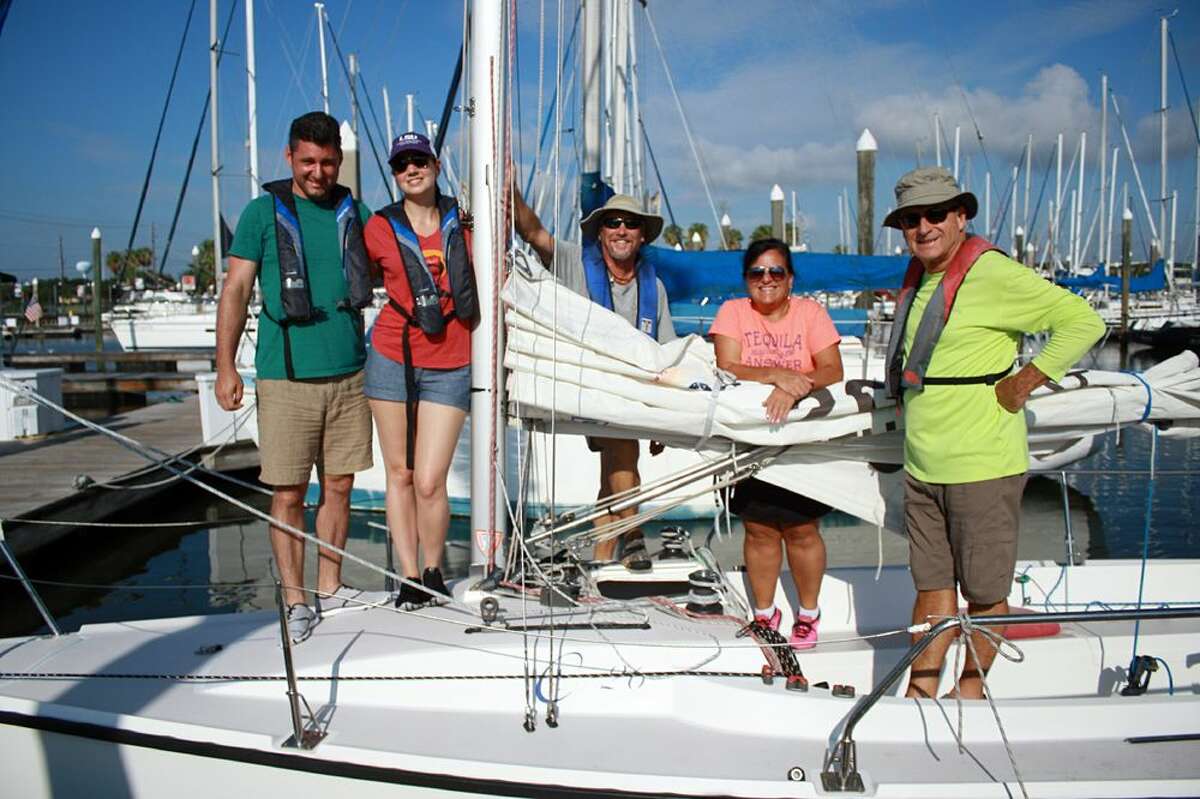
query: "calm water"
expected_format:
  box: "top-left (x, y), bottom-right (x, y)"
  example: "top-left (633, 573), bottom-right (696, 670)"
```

top-left (2, 343), bottom-right (1197, 637)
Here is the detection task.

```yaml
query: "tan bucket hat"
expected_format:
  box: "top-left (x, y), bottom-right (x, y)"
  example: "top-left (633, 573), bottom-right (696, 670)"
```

top-left (883, 166), bottom-right (978, 229)
top-left (580, 194), bottom-right (664, 244)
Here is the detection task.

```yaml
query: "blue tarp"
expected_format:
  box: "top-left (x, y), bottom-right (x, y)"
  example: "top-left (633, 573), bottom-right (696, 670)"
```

top-left (643, 246), bottom-right (911, 302)
top-left (1056, 259), bottom-right (1166, 293)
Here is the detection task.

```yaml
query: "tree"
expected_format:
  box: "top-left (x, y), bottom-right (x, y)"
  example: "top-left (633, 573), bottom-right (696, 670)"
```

top-left (723, 227), bottom-right (745, 250)
top-left (662, 224), bottom-right (684, 248)
top-left (749, 224), bottom-right (774, 243)
top-left (183, 239), bottom-right (216, 293)
top-left (687, 222), bottom-right (708, 250)
top-left (105, 247), bottom-right (154, 284)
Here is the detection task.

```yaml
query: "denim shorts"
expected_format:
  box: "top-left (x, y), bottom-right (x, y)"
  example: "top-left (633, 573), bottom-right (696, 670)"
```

top-left (363, 346), bottom-right (471, 412)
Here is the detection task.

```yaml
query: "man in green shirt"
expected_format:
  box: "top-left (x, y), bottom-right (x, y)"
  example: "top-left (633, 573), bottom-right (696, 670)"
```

top-left (882, 167), bottom-right (1104, 699)
top-left (215, 112), bottom-right (374, 644)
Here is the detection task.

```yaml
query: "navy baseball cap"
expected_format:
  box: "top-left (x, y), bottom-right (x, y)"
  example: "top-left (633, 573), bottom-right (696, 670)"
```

top-left (388, 132), bottom-right (435, 168)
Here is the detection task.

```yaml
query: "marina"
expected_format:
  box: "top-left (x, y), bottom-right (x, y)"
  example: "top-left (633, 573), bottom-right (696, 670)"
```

top-left (1, 0), bottom-right (1199, 796)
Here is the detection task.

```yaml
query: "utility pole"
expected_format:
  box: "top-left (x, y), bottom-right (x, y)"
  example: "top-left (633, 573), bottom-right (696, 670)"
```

top-left (92, 228), bottom-right (103, 354)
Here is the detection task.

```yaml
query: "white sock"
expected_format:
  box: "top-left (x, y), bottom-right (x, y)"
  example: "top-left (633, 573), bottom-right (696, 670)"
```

top-left (797, 604), bottom-right (820, 620)
top-left (754, 605), bottom-right (777, 619)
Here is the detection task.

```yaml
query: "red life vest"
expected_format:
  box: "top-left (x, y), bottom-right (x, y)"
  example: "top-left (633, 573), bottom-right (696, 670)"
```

top-left (884, 235), bottom-right (1011, 397)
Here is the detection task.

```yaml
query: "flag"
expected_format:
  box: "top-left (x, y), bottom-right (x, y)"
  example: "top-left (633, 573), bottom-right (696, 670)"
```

top-left (24, 297), bottom-right (43, 325)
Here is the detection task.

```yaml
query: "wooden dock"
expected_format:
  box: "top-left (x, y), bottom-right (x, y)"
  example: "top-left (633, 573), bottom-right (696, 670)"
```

top-left (0, 395), bottom-right (258, 559)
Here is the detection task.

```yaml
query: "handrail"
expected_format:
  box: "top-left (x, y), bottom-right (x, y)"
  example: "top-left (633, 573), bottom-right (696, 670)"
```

top-left (0, 521), bottom-right (61, 637)
top-left (821, 605), bottom-right (1200, 792)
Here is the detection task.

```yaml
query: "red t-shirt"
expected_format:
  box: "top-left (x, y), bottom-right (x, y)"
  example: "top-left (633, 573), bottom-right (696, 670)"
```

top-left (365, 213), bottom-right (473, 368)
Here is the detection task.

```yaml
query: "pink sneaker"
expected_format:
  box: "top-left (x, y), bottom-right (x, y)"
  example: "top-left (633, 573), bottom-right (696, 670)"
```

top-left (753, 608), bottom-right (782, 633)
top-left (790, 612), bottom-right (820, 650)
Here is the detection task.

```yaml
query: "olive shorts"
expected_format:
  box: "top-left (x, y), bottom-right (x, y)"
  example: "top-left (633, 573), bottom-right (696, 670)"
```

top-left (256, 370), bottom-right (373, 486)
top-left (904, 472), bottom-right (1027, 605)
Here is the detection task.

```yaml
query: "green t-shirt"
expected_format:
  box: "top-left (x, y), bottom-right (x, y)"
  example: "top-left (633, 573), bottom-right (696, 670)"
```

top-left (902, 251), bottom-right (1105, 484)
top-left (229, 191), bottom-right (372, 380)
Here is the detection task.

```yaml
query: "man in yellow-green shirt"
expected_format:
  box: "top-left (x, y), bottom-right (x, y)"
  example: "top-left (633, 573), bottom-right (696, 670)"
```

top-left (882, 167), bottom-right (1104, 700)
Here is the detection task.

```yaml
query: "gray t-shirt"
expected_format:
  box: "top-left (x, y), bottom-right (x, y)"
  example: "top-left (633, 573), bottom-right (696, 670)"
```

top-left (551, 239), bottom-right (676, 344)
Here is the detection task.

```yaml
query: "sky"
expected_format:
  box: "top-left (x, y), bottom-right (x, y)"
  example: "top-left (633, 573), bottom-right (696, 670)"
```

top-left (0, 0), bottom-right (1198, 283)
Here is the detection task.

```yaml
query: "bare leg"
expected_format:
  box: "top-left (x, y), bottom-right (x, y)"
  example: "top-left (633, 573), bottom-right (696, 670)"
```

top-left (951, 599), bottom-right (1009, 699)
top-left (315, 470), bottom-right (354, 596)
top-left (370, 398), bottom-right (418, 578)
top-left (593, 438), bottom-right (641, 561)
top-left (742, 519), bottom-right (783, 610)
top-left (905, 588), bottom-right (958, 698)
top-left (269, 484), bottom-right (308, 607)
top-left (411, 401), bottom-right (467, 570)
top-left (781, 519), bottom-right (826, 610)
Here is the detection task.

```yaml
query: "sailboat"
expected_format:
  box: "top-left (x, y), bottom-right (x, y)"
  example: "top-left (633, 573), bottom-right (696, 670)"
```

top-left (3, 2), bottom-right (1200, 797)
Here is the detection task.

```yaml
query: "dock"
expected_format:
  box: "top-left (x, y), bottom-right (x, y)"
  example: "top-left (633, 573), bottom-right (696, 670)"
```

top-left (0, 395), bottom-right (258, 559)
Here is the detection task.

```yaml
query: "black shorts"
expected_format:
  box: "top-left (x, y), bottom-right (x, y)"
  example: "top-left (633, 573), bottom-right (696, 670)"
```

top-left (729, 477), bottom-right (831, 526)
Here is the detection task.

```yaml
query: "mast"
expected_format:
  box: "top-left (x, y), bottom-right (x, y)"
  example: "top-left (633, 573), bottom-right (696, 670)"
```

top-left (468, 0), bottom-right (506, 573)
top-left (1159, 15), bottom-right (1169, 280)
top-left (953, 126), bottom-right (961, 181)
top-left (209, 0), bottom-right (224, 295)
top-left (627, 0), bottom-right (645, 202)
top-left (1075, 131), bottom-right (1086, 270)
top-left (1098, 73), bottom-right (1107, 264)
top-left (582, 0), bottom-right (602, 209)
top-left (315, 3), bottom-right (330, 114)
top-left (246, 0), bottom-right (260, 199)
top-left (934, 112), bottom-right (942, 167)
top-left (1023, 134), bottom-right (1032, 235)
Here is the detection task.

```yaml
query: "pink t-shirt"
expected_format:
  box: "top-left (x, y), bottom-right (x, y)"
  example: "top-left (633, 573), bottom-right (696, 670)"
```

top-left (709, 296), bottom-right (840, 372)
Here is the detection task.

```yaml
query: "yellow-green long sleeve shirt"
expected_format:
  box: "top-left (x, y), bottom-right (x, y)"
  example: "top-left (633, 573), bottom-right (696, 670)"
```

top-left (902, 251), bottom-right (1105, 483)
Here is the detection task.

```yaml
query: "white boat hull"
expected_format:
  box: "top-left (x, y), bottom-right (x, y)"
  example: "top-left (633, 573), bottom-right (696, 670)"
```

top-left (1, 559), bottom-right (1197, 797)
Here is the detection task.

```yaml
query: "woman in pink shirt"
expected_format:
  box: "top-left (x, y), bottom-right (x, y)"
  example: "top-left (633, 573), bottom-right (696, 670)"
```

top-left (709, 238), bottom-right (843, 649)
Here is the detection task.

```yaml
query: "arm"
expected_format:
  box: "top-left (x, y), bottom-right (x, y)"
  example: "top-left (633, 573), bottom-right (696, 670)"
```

top-left (510, 185), bottom-right (555, 267)
top-left (214, 256), bottom-right (257, 410)
top-left (714, 335), bottom-right (843, 424)
top-left (992, 260), bottom-right (1106, 412)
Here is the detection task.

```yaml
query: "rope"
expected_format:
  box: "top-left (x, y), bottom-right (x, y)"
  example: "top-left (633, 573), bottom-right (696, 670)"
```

top-left (953, 613), bottom-right (1029, 799)
top-left (0, 669), bottom-right (767, 683)
top-left (1121, 369), bottom-right (1154, 425)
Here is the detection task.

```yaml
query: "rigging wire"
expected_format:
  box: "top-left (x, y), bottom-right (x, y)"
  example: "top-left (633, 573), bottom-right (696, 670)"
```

top-left (127, 0), bottom-right (199, 254)
top-left (157, 0), bottom-right (240, 276)
top-left (321, 18), bottom-right (391, 197)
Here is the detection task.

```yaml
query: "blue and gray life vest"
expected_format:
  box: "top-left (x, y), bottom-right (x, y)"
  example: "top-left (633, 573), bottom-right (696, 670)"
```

top-left (884, 235), bottom-right (1012, 398)
top-left (581, 241), bottom-right (658, 338)
top-left (377, 194), bottom-right (477, 337)
top-left (262, 179), bottom-right (372, 321)
top-left (375, 194), bottom-right (478, 469)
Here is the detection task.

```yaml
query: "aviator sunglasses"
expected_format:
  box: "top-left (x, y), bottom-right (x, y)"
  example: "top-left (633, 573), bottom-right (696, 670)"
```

top-left (601, 216), bottom-right (644, 230)
top-left (746, 265), bottom-right (788, 280)
top-left (393, 155), bottom-right (432, 172)
top-left (896, 203), bottom-right (957, 230)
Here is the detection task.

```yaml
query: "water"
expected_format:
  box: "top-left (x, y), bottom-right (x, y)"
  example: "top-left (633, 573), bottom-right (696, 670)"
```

top-left (2, 344), bottom-right (1197, 638)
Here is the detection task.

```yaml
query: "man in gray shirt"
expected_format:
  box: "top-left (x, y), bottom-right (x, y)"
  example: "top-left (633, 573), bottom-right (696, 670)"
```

top-left (513, 191), bottom-right (675, 569)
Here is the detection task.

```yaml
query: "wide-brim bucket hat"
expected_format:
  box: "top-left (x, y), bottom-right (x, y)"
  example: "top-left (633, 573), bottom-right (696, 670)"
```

top-left (580, 194), bottom-right (664, 244)
top-left (883, 166), bottom-right (978, 229)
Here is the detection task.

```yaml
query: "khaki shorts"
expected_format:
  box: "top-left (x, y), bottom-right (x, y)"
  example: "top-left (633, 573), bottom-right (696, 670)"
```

top-left (256, 370), bottom-right (373, 486)
top-left (904, 472), bottom-right (1026, 605)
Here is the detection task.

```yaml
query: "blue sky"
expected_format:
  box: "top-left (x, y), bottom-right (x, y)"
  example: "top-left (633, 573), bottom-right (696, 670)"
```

top-left (0, 0), bottom-right (1197, 282)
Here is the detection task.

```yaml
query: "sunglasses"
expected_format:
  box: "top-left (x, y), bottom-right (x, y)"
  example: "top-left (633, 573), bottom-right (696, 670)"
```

top-left (393, 155), bottom-right (432, 172)
top-left (601, 216), bottom-right (644, 230)
top-left (897, 203), bottom-right (957, 230)
top-left (746, 265), bottom-right (788, 280)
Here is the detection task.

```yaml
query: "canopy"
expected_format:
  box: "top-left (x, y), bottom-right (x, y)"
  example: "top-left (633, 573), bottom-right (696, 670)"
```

top-left (1057, 259), bottom-right (1166, 293)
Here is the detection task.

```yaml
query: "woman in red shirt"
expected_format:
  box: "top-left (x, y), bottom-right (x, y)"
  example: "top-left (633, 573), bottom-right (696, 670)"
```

top-left (709, 238), bottom-right (843, 650)
top-left (364, 132), bottom-right (477, 607)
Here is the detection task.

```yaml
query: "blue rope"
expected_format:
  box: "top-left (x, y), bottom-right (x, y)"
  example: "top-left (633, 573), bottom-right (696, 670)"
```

top-left (1121, 370), bottom-right (1153, 423)
top-left (1127, 423), bottom-right (1158, 675)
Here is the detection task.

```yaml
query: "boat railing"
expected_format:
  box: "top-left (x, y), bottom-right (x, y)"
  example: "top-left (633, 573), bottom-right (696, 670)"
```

top-left (821, 604), bottom-right (1200, 793)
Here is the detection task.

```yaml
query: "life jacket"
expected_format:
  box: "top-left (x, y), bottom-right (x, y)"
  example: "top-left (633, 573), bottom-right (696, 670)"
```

top-left (581, 241), bottom-right (658, 338)
top-left (261, 179), bottom-right (372, 379)
top-left (884, 235), bottom-right (1012, 398)
top-left (374, 193), bottom-right (478, 468)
